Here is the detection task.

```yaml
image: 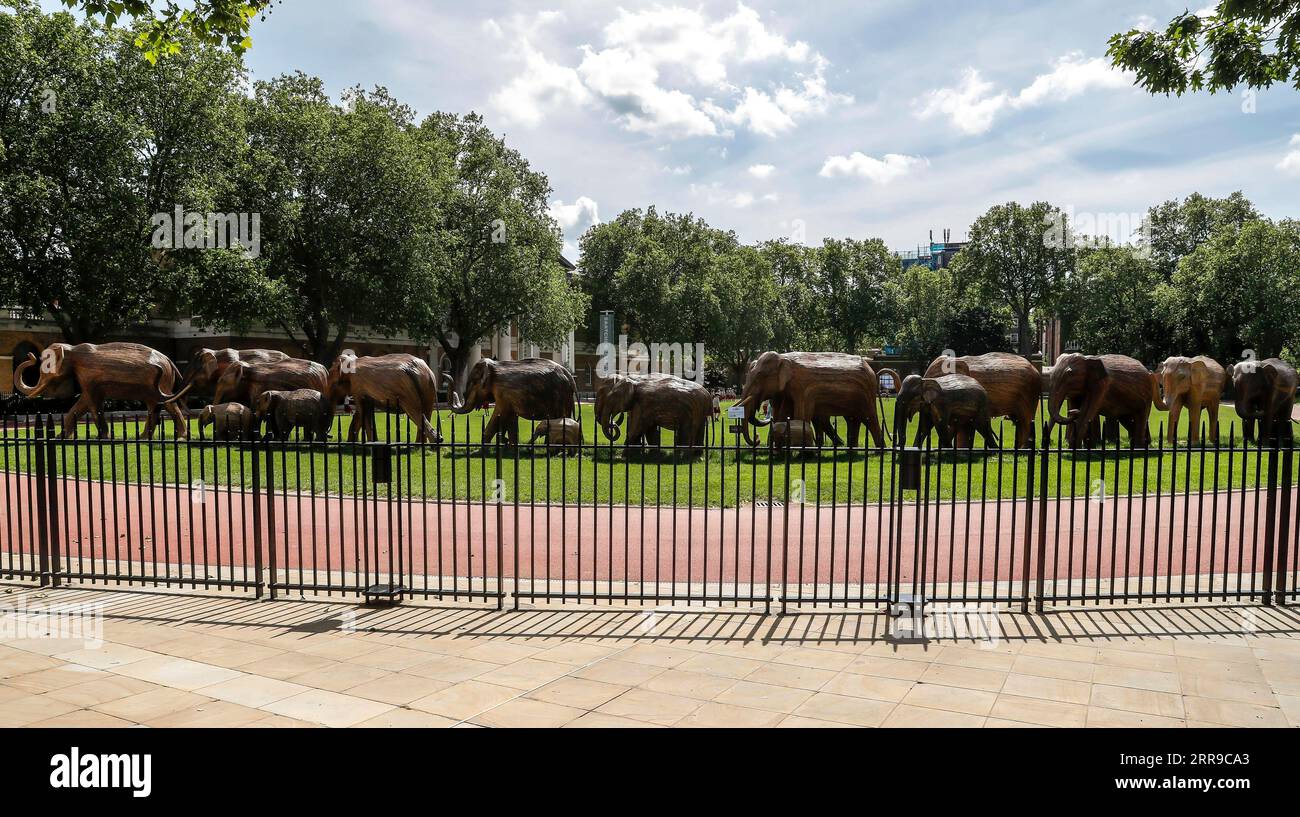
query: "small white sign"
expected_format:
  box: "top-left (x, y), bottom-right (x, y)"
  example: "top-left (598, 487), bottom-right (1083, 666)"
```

top-left (726, 405), bottom-right (745, 419)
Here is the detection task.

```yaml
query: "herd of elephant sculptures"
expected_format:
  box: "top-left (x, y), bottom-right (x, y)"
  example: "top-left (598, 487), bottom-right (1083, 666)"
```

top-left (9, 342), bottom-right (1299, 453)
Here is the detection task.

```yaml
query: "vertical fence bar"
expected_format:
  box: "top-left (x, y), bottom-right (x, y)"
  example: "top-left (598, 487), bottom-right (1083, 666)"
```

top-left (1261, 440), bottom-right (1280, 606)
top-left (44, 417), bottom-right (62, 587)
top-left (1275, 438), bottom-right (1293, 606)
top-left (1033, 424), bottom-right (1049, 613)
top-left (33, 417), bottom-right (50, 587)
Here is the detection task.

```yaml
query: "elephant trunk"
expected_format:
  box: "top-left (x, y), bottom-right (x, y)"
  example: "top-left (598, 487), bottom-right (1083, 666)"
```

top-left (443, 374), bottom-right (475, 414)
top-left (12, 355), bottom-right (49, 398)
top-left (603, 412), bottom-right (624, 442)
top-left (1150, 373), bottom-right (1169, 412)
top-left (1047, 389), bottom-right (1077, 427)
top-left (737, 395), bottom-right (765, 446)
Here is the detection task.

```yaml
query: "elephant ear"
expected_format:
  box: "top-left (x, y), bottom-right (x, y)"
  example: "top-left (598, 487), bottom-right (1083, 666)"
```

top-left (1262, 361), bottom-right (1281, 393)
top-left (777, 359), bottom-right (793, 393)
top-left (921, 378), bottom-right (942, 404)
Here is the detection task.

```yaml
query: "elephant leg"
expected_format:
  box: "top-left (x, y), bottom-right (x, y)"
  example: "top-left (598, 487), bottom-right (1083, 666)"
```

top-left (139, 402), bottom-right (160, 440)
top-left (1185, 399), bottom-right (1202, 446)
top-left (166, 400), bottom-right (188, 440)
top-left (846, 419), bottom-right (861, 449)
top-left (1207, 401), bottom-right (1221, 444)
top-left (482, 409), bottom-right (503, 445)
top-left (61, 394), bottom-right (97, 439)
top-left (1167, 398), bottom-right (1183, 445)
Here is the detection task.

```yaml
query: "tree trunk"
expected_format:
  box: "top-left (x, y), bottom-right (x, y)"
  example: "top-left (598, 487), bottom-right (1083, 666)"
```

top-left (1016, 313), bottom-right (1033, 357)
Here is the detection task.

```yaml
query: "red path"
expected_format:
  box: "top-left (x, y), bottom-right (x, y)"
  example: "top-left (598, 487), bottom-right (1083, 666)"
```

top-left (2, 472), bottom-right (1293, 599)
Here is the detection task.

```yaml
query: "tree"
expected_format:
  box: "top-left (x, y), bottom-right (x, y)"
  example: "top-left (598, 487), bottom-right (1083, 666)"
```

top-left (1155, 219), bottom-right (1300, 362)
top-left (191, 74), bottom-right (442, 363)
top-left (886, 263), bottom-right (1012, 361)
top-left (957, 201), bottom-right (1075, 356)
top-left (1059, 246), bottom-right (1169, 365)
top-left (710, 244), bottom-right (782, 383)
top-left (415, 112), bottom-right (587, 386)
top-left (814, 237), bottom-right (893, 354)
top-left (0, 5), bottom-right (246, 342)
top-left (61, 0), bottom-right (275, 62)
top-left (1142, 192), bottom-right (1260, 279)
top-left (756, 239), bottom-right (824, 350)
top-left (1108, 2), bottom-right (1300, 95)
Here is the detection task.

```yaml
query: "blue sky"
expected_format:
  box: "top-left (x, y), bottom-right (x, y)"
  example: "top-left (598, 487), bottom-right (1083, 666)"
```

top-left (183, 2), bottom-right (1300, 255)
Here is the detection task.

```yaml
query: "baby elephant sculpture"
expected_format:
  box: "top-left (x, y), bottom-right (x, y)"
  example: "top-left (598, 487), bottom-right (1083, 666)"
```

top-left (198, 402), bottom-right (256, 441)
top-left (897, 374), bottom-right (999, 449)
top-left (527, 418), bottom-right (583, 455)
top-left (768, 419), bottom-right (819, 453)
top-left (254, 389), bottom-right (333, 442)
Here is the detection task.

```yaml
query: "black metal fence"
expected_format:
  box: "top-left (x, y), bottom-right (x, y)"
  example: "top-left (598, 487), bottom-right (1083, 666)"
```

top-left (0, 409), bottom-right (1295, 615)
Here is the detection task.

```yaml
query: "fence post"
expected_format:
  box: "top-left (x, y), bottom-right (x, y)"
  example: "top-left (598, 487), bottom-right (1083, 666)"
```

top-left (250, 433), bottom-right (264, 599)
top-left (1274, 439), bottom-right (1293, 607)
top-left (1020, 433), bottom-right (1035, 614)
top-left (33, 416), bottom-right (50, 587)
top-left (495, 438), bottom-right (504, 611)
top-left (1261, 440), bottom-right (1281, 607)
top-left (44, 416), bottom-right (61, 588)
top-left (1033, 424), bottom-right (1050, 614)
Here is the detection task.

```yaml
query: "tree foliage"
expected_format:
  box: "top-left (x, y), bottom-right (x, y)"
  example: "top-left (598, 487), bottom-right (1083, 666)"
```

top-left (1142, 191), bottom-right (1260, 279)
top-left (414, 112), bottom-right (587, 384)
top-left (956, 201), bottom-right (1074, 356)
top-left (60, 0), bottom-right (275, 63)
top-left (0, 5), bottom-right (245, 342)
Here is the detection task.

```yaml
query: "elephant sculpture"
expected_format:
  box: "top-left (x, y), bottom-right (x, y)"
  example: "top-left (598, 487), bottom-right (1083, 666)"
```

top-left (12, 342), bottom-right (191, 439)
top-left (253, 389), bottom-right (333, 442)
top-left (736, 351), bottom-right (885, 448)
top-left (923, 352), bottom-right (1040, 448)
top-left (594, 373), bottom-right (711, 451)
top-left (447, 357), bottom-right (577, 445)
top-left (198, 402), bottom-right (256, 441)
top-left (327, 353), bottom-right (442, 444)
top-left (1046, 353), bottom-right (1155, 448)
top-left (527, 418), bottom-right (583, 455)
top-left (895, 374), bottom-right (1000, 448)
top-left (210, 358), bottom-right (329, 409)
top-left (768, 419), bottom-right (818, 453)
top-left (183, 348), bottom-right (289, 400)
top-left (1153, 355), bottom-right (1226, 445)
top-left (1231, 358), bottom-right (1297, 445)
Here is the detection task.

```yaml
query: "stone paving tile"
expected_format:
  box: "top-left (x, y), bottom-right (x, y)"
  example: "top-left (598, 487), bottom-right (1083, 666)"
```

top-left (343, 674), bottom-right (453, 706)
top-left (5, 665), bottom-right (106, 694)
top-left (261, 689), bottom-right (394, 728)
top-left (45, 675), bottom-right (157, 708)
top-left (676, 702), bottom-right (785, 728)
top-left (114, 656), bottom-right (242, 691)
top-left (408, 681), bottom-right (518, 721)
top-left (642, 669), bottom-right (738, 700)
top-left (1088, 684), bottom-right (1186, 719)
top-left (197, 675), bottom-right (311, 708)
top-left (404, 655), bottom-right (499, 683)
top-left (791, 692), bottom-right (895, 727)
top-left (919, 663), bottom-right (1007, 692)
top-left (1181, 696), bottom-right (1289, 728)
top-left (473, 698), bottom-right (585, 728)
top-left (819, 672), bottom-right (915, 703)
top-left (713, 681), bottom-right (814, 714)
top-left (742, 662), bottom-right (837, 692)
top-left (673, 651), bottom-right (762, 678)
top-left (1010, 654), bottom-right (1095, 682)
top-left (352, 708), bottom-right (456, 728)
top-left (527, 677), bottom-right (629, 710)
top-left (94, 688), bottom-right (215, 723)
top-left (285, 662), bottom-right (391, 692)
top-left (29, 709), bottom-right (134, 728)
top-left (1001, 673), bottom-right (1092, 705)
top-left (0, 694), bottom-right (82, 727)
top-left (595, 689), bottom-right (701, 726)
top-left (902, 683), bottom-right (998, 716)
top-left (149, 700), bottom-right (269, 728)
top-left (881, 704), bottom-right (985, 728)
top-left (1085, 707), bottom-right (1186, 728)
top-left (562, 712), bottom-right (665, 728)
top-left (989, 694), bottom-right (1087, 727)
top-left (570, 658), bottom-right (665, 686)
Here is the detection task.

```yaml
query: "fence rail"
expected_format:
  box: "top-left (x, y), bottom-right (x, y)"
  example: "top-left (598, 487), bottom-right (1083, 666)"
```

top-left (0, 411), bottom-right (1295, 617)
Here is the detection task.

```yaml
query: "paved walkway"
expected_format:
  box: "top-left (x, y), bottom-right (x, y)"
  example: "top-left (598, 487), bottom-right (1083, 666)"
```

top-left (2, 585), bottom-right (1299, 727)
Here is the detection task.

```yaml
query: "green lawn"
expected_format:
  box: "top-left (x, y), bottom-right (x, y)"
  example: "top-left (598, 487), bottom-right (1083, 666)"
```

top-left (0, 400), bottom-right (1291, 506)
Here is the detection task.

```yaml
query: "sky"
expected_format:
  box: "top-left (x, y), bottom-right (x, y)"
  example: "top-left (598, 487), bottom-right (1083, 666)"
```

top-left (219, 1), bottom-right (1300, 257)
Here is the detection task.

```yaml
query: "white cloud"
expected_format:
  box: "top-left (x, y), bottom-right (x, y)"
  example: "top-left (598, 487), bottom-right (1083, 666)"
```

top-left (1011, 53), bottom-right (1132, 108)
top-left (490, 4), bottom-right (847, 138)
top-left (690, 183), bottom-right (778, 209)
top-left (915, 69), bottom-right (1008, 135)
top-left (748, 163), bottom-right (775, 179)
top-left (819, 152), bottom-right (927, 184)
top-left (1279, 134), bottom-right (1300, 176)
top-left (549, 196), bottom-right (601, 230)
top-left (662, 164), bottom-right (693, 175)
top-left (916, 54), bottom-right (1131, 135)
